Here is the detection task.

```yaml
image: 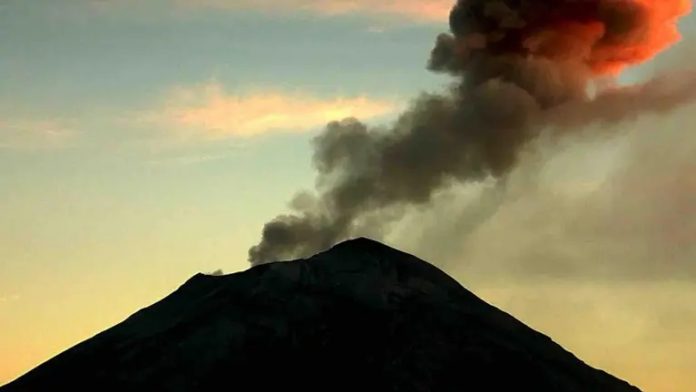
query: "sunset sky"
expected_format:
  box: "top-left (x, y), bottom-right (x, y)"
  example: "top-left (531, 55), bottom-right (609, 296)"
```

top-left (1, 1), bottom-right (695, 390)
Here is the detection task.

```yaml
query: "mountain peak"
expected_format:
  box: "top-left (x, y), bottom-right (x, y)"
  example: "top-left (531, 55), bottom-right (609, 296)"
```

top-left (327, 236), bottom-right (391, 251)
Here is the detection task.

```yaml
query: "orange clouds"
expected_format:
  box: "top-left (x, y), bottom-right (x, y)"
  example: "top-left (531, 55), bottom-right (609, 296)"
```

top-left (176, 0), bottom-right (453, 22)
top-left (592, 0), bottom-right (692, 73)
top-left (148, 83), bottom-right (397, 138)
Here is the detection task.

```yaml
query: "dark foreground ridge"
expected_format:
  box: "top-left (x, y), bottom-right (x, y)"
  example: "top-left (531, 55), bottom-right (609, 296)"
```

top-left (2, 238), bottom-right (640, 391)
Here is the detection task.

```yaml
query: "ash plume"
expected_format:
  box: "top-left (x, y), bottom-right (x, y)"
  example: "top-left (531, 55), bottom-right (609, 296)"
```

top-left (249, 0), bottom-right (692, 265)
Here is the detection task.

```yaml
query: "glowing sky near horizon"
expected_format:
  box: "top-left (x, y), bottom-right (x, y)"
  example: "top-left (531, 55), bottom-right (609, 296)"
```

top-left (1, 1), bottom-right (695, 390)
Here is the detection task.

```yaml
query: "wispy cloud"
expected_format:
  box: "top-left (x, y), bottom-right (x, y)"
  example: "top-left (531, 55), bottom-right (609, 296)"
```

top-left (175, 0), bottom-right (452, 22)
top-left (144, 82), bottom-right (397, 138)
top-left (0, 120), bottom-right (75, 151)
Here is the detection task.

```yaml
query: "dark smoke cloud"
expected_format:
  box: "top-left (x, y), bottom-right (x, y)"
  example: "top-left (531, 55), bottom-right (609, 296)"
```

top-left (249, 0), bottom-right (693, 264)
top-left (431, 0), bottom-right (690, 76)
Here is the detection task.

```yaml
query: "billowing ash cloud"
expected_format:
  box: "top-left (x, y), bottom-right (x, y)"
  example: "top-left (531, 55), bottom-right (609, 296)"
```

top-left (431, 0), bottom-right (690, 76)
top-left (249, 0), bottom-right (693, 264)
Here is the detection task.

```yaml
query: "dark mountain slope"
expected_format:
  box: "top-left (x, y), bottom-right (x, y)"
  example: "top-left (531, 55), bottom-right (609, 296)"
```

top-left (2, 238), bottom-right (640, 391)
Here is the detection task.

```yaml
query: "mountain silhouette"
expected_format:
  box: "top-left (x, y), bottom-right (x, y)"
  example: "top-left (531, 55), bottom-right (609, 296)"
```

top-left (2, 238), bottom-right (641, 391)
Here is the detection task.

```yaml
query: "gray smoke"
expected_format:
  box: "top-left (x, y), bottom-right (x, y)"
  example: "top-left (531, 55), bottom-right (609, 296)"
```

top-left (248, 1), bottom-right (695, 264)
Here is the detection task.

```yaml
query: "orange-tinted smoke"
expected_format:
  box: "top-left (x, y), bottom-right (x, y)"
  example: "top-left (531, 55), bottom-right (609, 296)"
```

top-left (447, 0), bottom-right (692, 75)
top-left (592, 0), bottom-right (692, 73)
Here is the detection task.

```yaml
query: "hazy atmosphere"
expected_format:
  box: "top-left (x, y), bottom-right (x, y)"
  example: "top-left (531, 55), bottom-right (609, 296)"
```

top-left (1, 1), bottom-right (695, 390)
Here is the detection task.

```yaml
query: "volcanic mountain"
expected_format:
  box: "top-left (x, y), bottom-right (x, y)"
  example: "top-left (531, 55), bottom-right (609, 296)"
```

top-left (2, 238), bottom-right (640, 391)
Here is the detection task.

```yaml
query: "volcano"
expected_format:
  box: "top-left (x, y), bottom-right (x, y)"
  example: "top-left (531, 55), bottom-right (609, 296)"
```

top-left (2, 238), bottom-right (640, 391)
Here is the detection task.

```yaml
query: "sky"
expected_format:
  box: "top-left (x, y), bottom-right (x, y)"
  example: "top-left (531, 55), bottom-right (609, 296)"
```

top-left (1, 0), bottom-right (695, 390)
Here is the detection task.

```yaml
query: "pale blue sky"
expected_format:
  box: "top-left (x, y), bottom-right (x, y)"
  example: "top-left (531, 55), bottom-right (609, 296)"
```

top-left (0, 1), bottom-right (446, 112)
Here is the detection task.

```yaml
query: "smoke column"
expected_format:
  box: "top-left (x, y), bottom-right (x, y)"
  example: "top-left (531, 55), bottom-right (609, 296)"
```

top-left (249, 0), bottom-right (692, 264)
